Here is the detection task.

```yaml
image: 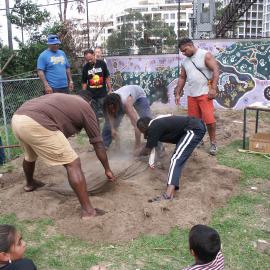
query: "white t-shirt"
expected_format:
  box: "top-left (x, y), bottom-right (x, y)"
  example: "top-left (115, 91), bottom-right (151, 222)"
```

top-left (115, 85), bottom-right (146, 104)
top-left (182, 48), bottom-right (213, 97)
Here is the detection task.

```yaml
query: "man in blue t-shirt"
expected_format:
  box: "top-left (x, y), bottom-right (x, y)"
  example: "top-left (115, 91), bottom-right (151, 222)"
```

top-left (37, 34), bottom-right (74, 94)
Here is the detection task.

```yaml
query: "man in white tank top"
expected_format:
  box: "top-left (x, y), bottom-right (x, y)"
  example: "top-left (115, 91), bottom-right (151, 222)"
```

top-left (175, 38), bottom-right (219, 155)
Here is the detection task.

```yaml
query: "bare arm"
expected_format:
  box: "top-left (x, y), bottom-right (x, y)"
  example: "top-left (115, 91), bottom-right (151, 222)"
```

top-left (106, 76), bottom-right (112, 93)
top-left (37, 69), bottom-right (52, 94)
top-left (107, 113), bottom-right (118, 140)
top-left (124, 96), bottom-right (141, 148)
top-left (93, 142), bottom-right (116, 181)
top-left (175, 66), bottom-right (187, 105)
top-left (205, 52), bottom-right (220, 99)
top-left (66, 68), bottom-right (74, 91)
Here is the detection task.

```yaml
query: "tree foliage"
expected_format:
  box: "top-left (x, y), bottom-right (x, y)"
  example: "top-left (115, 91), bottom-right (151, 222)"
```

top-left (107, 11), bottom-right (176, 55)
top-left (8, 0), bottom-right (50, 33)
top-left (0, 21), bottom-right (83, 78)
top-left (214, 1), bottom-right (226, 24)
top-left (59, 0), bottom-right (85, 23)
top-left (0, 43), bottom-right (47, 78)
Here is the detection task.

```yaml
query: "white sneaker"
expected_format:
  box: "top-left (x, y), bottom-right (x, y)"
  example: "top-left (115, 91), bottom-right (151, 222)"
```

top-left (209, 143), bottom-right (218, 156)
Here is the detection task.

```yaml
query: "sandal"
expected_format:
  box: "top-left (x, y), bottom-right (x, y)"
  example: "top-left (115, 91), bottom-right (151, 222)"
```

top-left (148, 192), bottom-right (172, 203)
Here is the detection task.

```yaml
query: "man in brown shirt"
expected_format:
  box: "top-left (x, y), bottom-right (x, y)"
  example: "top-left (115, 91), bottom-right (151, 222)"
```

top-left (11, 93), bottom-right (116, 220)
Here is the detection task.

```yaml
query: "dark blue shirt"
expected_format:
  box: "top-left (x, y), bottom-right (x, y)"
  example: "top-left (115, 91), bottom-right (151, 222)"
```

top-left (0, 258), bottom-right (37, 270)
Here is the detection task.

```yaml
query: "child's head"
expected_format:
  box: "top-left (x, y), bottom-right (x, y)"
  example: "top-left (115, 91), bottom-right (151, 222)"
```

top-left (0, 225), bottom-right (26, 263)
top-left (189, 224), bottom-right (221, 264)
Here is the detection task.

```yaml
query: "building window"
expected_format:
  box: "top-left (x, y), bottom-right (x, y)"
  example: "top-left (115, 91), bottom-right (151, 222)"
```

top-left (154, 13), bottom-right (162, 20)
top-left (252, 12), bottom-right (257, 19)
top-left (180, 13), bottom-right (186, 20)
top-left (180, 22), bottom-right (186, 27)
top-left (170, 13), bottom-right (175, 19)
top-left (239, 27), bottom-right (244, 33)
top-left (164, 14), bottom-right (169, 20)
top-left (144, 14), bottom-right (152, 20)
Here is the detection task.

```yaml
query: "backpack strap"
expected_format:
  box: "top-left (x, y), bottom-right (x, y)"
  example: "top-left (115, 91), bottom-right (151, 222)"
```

top-left (190, 60), bottom-right (210, 81)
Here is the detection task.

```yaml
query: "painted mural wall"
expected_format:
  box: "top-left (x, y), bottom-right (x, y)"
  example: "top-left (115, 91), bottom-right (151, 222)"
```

top-left (106, 39), bottom-right (270, 110)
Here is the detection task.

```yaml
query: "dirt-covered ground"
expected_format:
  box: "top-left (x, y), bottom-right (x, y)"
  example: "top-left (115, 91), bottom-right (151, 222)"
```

top-left (0, 105), bottom-right (269, 243)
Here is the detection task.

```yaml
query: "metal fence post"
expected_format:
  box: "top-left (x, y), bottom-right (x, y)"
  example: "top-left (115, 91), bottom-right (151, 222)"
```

top-left (0, 75), bottom-right (11, 160)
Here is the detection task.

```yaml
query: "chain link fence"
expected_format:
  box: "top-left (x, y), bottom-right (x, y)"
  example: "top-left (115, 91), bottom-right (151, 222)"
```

top-left (0, 74), bottom-right (82, 163)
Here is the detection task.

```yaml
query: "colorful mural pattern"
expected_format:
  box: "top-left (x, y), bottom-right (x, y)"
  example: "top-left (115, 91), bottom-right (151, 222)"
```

top-left (106, 40), bottom-right (270, 109)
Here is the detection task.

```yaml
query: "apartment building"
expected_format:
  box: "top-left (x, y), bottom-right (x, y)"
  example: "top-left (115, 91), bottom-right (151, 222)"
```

top-left (75, 16), bottom-right (114, 50)
top-left (221, 0), bottom-right (264, 38)
top-left (263, 0), bottom-right (270, 36)
top-left (81, 0), bottom-right (193, 49)
top-left (114, 0), bottom-right (193, 36)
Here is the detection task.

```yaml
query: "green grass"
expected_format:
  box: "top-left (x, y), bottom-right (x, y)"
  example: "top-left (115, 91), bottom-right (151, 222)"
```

top-left (0, 140), bottom-right (269, 269)
top-left (75, 130), bottom-right (89, 145)
top-left (0, 125), bottom-right (23, 160)
top-left (0, 162), bottom-right (14, 173)
top-left (218, 140), bottom-right (270, 183)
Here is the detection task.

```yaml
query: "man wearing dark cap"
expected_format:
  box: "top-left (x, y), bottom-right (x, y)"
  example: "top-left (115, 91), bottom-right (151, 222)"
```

top-left (11, 93), bottom-right (116, 219)
top-left (37, 34), bottom-right (74, 94)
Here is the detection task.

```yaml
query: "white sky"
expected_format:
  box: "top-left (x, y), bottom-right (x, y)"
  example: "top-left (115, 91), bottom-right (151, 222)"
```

top-left (0, 0), bottom-right (139, 48)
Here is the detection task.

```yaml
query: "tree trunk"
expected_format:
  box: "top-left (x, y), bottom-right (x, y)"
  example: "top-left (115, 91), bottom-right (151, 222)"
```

top-left (21, 14), bottom-right (24, 44)
top-left (59, 0), bottom-right (63, 21)
top-left (63, 0), bottom-right (68, 23)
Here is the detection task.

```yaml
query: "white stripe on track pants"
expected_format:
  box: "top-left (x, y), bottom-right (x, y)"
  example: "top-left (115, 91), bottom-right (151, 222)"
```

top-left (167, 127), bottom-right (205, 189)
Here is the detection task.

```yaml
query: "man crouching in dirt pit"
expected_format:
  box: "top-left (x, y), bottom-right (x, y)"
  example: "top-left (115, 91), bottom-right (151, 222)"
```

top-left (11, 92), bottom-right (116, 220)
top-left (102, 85), bottom-right (153, 154)
top-left (137, 115), bottom-right (206, 202)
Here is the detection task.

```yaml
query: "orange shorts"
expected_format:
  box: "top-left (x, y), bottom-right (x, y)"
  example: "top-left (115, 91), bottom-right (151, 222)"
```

top-left (188, 95), bottom-right (215, 125)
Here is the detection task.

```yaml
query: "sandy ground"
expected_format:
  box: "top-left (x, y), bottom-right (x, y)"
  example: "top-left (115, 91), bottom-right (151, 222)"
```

top-left (0, 105), bottom-right (269, 243)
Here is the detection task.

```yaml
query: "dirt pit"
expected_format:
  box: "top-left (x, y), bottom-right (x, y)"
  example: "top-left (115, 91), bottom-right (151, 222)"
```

top-left (1, 106), bottom-right (267, 243)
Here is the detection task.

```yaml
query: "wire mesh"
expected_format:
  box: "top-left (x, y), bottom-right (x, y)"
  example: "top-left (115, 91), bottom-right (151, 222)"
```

top-left (0, 74), bottom-right (82, 162)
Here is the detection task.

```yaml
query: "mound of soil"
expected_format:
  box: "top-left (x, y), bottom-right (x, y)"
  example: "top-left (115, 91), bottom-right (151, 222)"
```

top-left (0, 107), bottom-right (256, 243)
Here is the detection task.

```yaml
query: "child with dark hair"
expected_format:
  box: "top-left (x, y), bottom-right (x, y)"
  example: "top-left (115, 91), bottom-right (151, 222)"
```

top-left (183, 224), bottom-right (224, 270)
top-left (0, 225), bottom-right (37, 270)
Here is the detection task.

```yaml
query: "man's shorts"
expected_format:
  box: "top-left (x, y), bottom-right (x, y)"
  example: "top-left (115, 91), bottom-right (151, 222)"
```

top-left (187, 94), bottom-right (215, 125)
top-left (12, 115), bottom-right (78, 166)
